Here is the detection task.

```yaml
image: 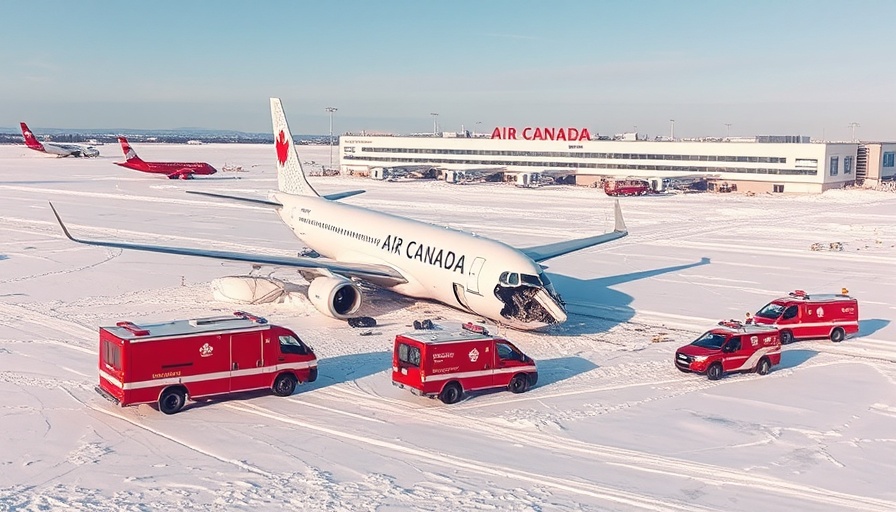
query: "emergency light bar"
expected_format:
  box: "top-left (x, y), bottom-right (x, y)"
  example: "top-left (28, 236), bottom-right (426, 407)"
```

top-left (115, 321), bottom-right (150, 336)
top-left (462, 322), bottom-right (489, 335)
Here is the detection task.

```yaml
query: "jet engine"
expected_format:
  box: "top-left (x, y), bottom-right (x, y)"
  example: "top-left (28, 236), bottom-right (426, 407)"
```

top-left (307, 276), bottom-right (362, 319)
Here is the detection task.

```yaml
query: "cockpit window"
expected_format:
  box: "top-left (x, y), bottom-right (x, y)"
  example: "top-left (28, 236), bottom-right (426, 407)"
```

top-left (499, 272), bottom-right (520, 286)
top-left (521, 274), bottom-right (542, 287)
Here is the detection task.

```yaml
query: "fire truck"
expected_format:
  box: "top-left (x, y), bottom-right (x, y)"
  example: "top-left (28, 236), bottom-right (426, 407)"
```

top-left (749, 289), bottom-right (859, 343)
top-left (675, 320), bottom-right (782, 380)
top-left (603, 178), bottom-right (650, 197)
top-left (96, 311), bottom-right (318, 414)
top-left (391, 322), bottom-right (538, 404)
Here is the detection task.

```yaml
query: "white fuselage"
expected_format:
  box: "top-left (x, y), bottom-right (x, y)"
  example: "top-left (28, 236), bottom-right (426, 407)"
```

top-left (42, 142), bottom-right (100, 157)
top-left (275, 192), bottom-right (565, 330)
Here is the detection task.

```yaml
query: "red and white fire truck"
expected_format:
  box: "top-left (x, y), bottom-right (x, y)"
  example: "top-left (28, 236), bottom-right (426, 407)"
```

top-left (749, 289), bottom-right (859, 343)
top-left (391, 322), bottom-right (538, 404)
top-left (96, 311), bottom-right (318, 414)
top-left (675, 320), bottom-right (782, 380)
top-left (603, 178), bottom-right (651, 197)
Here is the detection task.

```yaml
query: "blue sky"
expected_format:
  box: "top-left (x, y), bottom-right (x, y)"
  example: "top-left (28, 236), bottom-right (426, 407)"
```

top-left (2, 0), bottom-right (894, 140)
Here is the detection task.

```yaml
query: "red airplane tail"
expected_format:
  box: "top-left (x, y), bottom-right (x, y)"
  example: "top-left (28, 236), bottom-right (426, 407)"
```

top-left (118, 136), bottom-right (144, 163)
top-left (20, 122), bottom-right (46, 151)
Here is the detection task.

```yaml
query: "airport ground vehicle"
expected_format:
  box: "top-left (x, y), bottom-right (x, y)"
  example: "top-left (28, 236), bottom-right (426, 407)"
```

top-left (603, 178), bottom-right (650, 196)
top-left (675, 321), bottom-right (782, 380)
top-left (391, 322), bottom-right (538, 404)
top-left (96, 311), bottom-right (317, 414)
top-left (749, 289), bottom-right (859, 343)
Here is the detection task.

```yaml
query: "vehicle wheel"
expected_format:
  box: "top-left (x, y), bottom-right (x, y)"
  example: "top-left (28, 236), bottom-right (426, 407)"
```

top-left (830, 328), bottom-right (845, 343)
top-left (159, 388), bottom-right (186, 415)
top-left (439, 382), bottom-right (462, 404)
top-left (756, 358), bottom-right (771, 375)
top-left (508, 374), bottom-right (530, 394)
top-left (707, 363), bottom-right (723, 381)
top-left (272, 373), bottom-right (297, 397)
top-left (780, 330), bottom-right (794, 345)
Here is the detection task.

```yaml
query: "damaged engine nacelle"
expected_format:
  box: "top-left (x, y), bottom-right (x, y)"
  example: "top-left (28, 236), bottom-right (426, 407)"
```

top-left (307, 276), bottom-right (362, 319)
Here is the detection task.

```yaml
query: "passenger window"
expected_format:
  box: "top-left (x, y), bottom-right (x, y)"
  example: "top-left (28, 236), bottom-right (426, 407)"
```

top-left (279, 335), bottom-right (307, 355)
top-left (103, 340), bottom-right (122, 370)
top-left (497, 343), bottom-right (520, 361)
top-left (398, 343), bottom-right (421, 367)
top-left (782, 306), bottom-right (798, 320)
top-left (725, 337), bottom-right (742, 352)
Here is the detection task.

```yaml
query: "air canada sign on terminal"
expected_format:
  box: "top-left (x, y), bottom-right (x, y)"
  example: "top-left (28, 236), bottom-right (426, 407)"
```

top-left (491, 126), bottom-right (592, 141)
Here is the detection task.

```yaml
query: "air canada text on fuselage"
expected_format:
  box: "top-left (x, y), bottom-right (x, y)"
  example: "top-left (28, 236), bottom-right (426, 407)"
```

top-left (381, 235), bottom-right (466, 273)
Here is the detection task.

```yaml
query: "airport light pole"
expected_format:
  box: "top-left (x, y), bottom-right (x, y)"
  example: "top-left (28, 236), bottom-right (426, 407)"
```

top-left (848, 122), bottom-right (860, 142)
top-left (725, 123), bottom-right (732, 138)
top-left (669, 119), bottom-right (675, 141)
top-left (326, 107), bottom-right (337, 171)
top-left (430, 112), bottom-right (439, 135)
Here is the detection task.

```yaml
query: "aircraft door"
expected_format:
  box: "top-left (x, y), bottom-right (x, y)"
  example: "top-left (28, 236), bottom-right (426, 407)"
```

top-left (466, 257), bottom-right (485, 295)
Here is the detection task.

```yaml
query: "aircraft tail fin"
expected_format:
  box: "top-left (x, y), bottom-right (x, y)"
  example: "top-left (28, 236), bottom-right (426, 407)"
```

top-left (20, 123), bottom-right (45, 151)
top-left (270, 98), bottom-right (319, 197)
top-left (117, 136), bottom-right (143, 163)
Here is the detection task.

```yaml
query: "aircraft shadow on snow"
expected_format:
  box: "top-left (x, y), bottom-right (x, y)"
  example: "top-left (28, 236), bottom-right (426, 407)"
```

top-left (859, 318), bottom-right (890, 337)
top-left (544, 257), bottom-right (712, 337)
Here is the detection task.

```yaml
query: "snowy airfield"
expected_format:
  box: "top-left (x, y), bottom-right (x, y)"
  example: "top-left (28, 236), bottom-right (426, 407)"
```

top-left (1, 142), bottom-right (895, 511)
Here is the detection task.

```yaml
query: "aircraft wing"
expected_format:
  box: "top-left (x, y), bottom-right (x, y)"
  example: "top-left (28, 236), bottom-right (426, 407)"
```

top-left (521, 200), bottom-right (628, 262)
top-left (185, 189), bottom-right (365, 205)
top-left (49, 203), bottom-right (407, 284)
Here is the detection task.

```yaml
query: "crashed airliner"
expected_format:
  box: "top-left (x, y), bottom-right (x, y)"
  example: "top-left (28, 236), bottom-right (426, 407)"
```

top-left (51, 98), bottom-right (628, 330)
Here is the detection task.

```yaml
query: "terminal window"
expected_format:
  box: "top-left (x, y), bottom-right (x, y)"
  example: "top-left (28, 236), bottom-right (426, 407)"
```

top-left (884, 152), bottom-right (895, 167)
top-left (844, 156), bottom-right (853, 174)
top-left (830, 156), bottom-right (839, 176)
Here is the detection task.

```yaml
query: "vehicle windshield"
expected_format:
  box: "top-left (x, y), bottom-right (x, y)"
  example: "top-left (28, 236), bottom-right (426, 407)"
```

top-left (755, 302), bottom-right (785, 319)
top-left (691, 332), bottom-right (727, 350)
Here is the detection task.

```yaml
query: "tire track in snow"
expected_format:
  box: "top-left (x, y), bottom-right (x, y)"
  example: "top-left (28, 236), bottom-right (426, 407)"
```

top-left (308, 384), bottom-right (896, 512)
top-left (223, 401), bottom-right (707, 512)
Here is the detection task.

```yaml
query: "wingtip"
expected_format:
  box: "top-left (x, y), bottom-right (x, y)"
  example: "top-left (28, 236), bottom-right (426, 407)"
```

top-left (613, 199), bottom-right (628, 233)
top-left (48, 202), bottom-right (76, 242)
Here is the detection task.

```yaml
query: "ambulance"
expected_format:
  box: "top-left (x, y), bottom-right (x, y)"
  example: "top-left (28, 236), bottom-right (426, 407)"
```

top-left (96, 311), bottom-right (318, 414)
top-left (391, 322), bottom-right (538, 404)
top-left (675, 320), bottom-right (781, 380)
top-left (749, 289), bottom-right (859, 343)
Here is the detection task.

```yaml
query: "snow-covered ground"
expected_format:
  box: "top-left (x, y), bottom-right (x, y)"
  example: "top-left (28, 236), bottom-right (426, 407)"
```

top-left (1, 142), bottom-right (895, 511)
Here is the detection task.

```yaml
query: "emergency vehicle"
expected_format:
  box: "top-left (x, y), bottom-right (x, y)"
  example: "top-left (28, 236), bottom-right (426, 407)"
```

top-left (675, 320), bottom-right (781, 380)
top-left (391, 322), bottom-right (538, 404)
top-left (603, 178), bottom-right (650, 197)
top-left (749, 289), bottom-right (859, 343)
top-left (96, 311), bottom-right (317, 414)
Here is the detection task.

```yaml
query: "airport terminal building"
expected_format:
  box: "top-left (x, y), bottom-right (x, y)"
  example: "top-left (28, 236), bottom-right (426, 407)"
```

top-left (338, 129), bottom-right (896, 193)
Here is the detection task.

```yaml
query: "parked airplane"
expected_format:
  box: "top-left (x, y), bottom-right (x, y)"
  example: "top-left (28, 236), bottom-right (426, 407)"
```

top-left (50, 98), bottom-right (628, 330)
top-left (115, 136), bottom-right (217, 179)
top-left (20, 122), bottom-right (99, 157)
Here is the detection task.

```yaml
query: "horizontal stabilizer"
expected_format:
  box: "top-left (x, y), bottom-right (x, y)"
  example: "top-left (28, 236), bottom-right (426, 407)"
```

top-left (185, 190), bottom-right (282, 207)
top-left (521, 200), bottom-right (628, 262)
top-left (323, 189), bottom-right (365, 201)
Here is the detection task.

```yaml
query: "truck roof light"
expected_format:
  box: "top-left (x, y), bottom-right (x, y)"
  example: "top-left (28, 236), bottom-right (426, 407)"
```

top-left (233, 311), bottom-right (268, 324)
top-left (115, 321), bottom-right (150, 336)
top-left (462, 322), bottom-right (489, 335)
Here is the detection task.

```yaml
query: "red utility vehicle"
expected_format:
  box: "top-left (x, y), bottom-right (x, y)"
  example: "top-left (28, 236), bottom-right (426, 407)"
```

top-left (603, 178), bottom-right (650, 196)
top-left (675, 320), bottom-right (782, 380)
top-left (749, 289), bottom-right (859, 343)
top-left (96, 311), bottom-right (317, 414)
top-left (391, 322), bottom-right (538, 404)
